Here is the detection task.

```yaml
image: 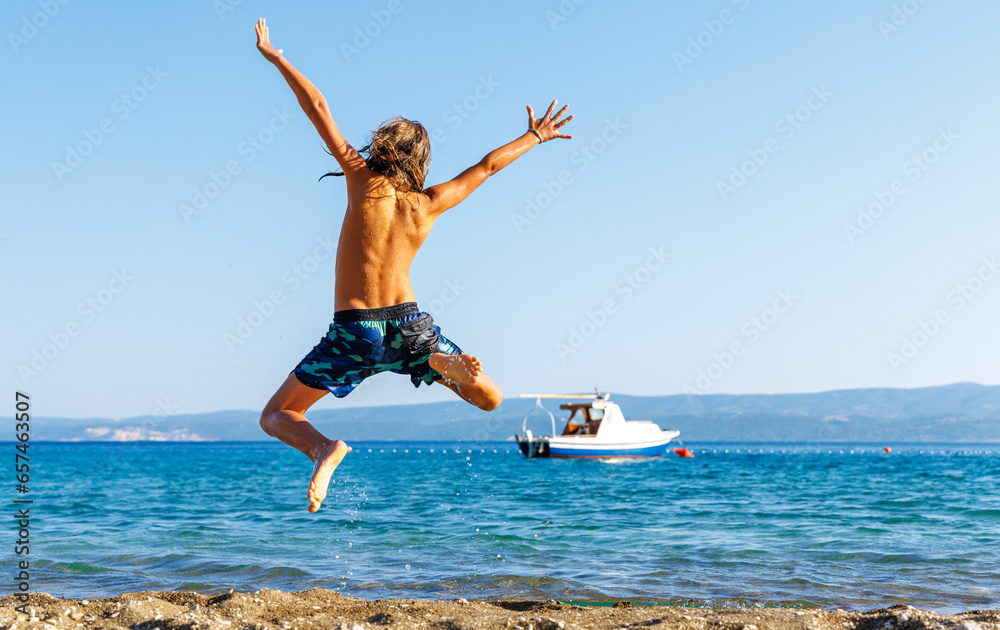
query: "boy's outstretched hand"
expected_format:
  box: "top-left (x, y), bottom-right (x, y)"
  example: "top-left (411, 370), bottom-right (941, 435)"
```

top-left (527, 100), bottom-right (574, 142)
top-left (256, 18), bottom-right (284, 63)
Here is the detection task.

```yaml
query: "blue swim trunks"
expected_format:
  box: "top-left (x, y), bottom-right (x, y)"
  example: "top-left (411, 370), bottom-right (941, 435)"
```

top-left (293, 302), bottom-right (462, 397)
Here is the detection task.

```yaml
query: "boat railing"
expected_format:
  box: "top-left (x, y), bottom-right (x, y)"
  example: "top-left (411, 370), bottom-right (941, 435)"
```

top-left (517, 394), bottom-right (607, 437)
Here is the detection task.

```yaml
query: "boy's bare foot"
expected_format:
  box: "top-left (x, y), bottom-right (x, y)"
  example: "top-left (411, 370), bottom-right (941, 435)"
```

top-left (429, 353), bottom-right (482, 385)
top-left (308, 440), bottom-right (350, 512)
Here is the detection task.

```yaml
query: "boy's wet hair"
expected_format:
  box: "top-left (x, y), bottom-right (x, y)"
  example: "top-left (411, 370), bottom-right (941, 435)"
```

top-left (322, 117), bottom-right (431, 192)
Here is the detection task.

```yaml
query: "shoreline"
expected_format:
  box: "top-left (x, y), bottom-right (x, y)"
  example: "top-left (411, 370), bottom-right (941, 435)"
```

top-left (3, 590), bottom-right (997, 630)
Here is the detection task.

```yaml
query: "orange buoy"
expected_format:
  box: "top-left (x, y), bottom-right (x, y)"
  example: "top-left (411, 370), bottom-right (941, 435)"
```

top-left (674, 448), bottom-right (694, 458)
top-left (883, 447), bottom-right (892, 453)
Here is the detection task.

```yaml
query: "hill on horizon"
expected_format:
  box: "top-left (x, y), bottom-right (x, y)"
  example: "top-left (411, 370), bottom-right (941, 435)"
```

top-left (15, 382), bottom-right (1000, 443)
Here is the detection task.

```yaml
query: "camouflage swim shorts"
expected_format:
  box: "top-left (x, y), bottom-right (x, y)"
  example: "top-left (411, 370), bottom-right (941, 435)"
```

top-left (293, 302), bottom-right (462, 397)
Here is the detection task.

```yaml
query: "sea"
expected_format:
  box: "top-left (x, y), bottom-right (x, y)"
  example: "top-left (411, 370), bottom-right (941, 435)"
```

top-left (12, 441), bottom-right (1000, 613)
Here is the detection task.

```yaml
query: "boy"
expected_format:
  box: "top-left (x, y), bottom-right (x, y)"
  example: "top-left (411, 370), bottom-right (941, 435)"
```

top-left (254, 18), bottom-right (574, 511)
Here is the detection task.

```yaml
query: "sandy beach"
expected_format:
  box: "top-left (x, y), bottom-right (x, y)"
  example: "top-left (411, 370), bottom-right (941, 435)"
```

top-left (2, 590), bottom-right (997, 630)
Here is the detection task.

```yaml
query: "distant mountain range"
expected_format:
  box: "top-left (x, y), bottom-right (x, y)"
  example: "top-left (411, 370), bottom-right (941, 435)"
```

top-left (15, 382), bottom-right (1000, 443)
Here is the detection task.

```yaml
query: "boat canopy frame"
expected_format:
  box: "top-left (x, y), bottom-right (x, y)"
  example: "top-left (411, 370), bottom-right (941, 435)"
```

top-left (517, 393), bottom-right (610, 437)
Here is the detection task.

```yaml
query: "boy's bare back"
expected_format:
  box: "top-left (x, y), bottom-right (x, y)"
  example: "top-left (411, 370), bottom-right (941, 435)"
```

top-left (334, 173), bottom-right (436, 312)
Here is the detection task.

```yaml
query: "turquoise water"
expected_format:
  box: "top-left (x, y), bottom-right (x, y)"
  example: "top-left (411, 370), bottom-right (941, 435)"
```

top-left (13, 441), bottom-right (1000, 613)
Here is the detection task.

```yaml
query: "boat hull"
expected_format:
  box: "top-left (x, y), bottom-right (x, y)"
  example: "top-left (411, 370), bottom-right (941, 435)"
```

top-left (515, 434), bottom-right (550, 458)
top-left (516, 435), bottom-right (677, 459)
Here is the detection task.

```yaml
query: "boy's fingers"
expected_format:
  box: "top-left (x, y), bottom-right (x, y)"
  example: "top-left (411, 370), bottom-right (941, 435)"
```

top-left (555, 104), bottom-right (570, 119)
top-left (544, 100), bottom-right (557, 119)
top-left (526, 105), bottom-right (535, 119)
top-left (555, 115), bottom-right (573, 128)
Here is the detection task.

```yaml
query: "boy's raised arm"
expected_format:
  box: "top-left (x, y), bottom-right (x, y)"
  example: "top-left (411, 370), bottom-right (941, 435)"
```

top-left (255, 18), bottom-right (366, 175)
top-left (425, 101), bottom-right (573, 215)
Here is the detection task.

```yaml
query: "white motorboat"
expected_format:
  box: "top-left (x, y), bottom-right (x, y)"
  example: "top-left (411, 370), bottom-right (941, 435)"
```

top-left (514, 393), bottom-right (680, 458)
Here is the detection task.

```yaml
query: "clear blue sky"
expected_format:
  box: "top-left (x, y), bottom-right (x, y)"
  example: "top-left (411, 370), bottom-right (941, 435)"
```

top-left (3, 0), bottom-right (999, 419)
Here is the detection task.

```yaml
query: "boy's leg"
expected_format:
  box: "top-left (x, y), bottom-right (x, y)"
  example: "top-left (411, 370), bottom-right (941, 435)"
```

top-left (260, 373), bottom-right (350, 512)
top-left (430, 352), bottom-right (503, 411)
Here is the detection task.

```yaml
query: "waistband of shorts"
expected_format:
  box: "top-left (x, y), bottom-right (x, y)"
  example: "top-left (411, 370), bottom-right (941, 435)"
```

top-left (333, 302), bottom-right (419, 323)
